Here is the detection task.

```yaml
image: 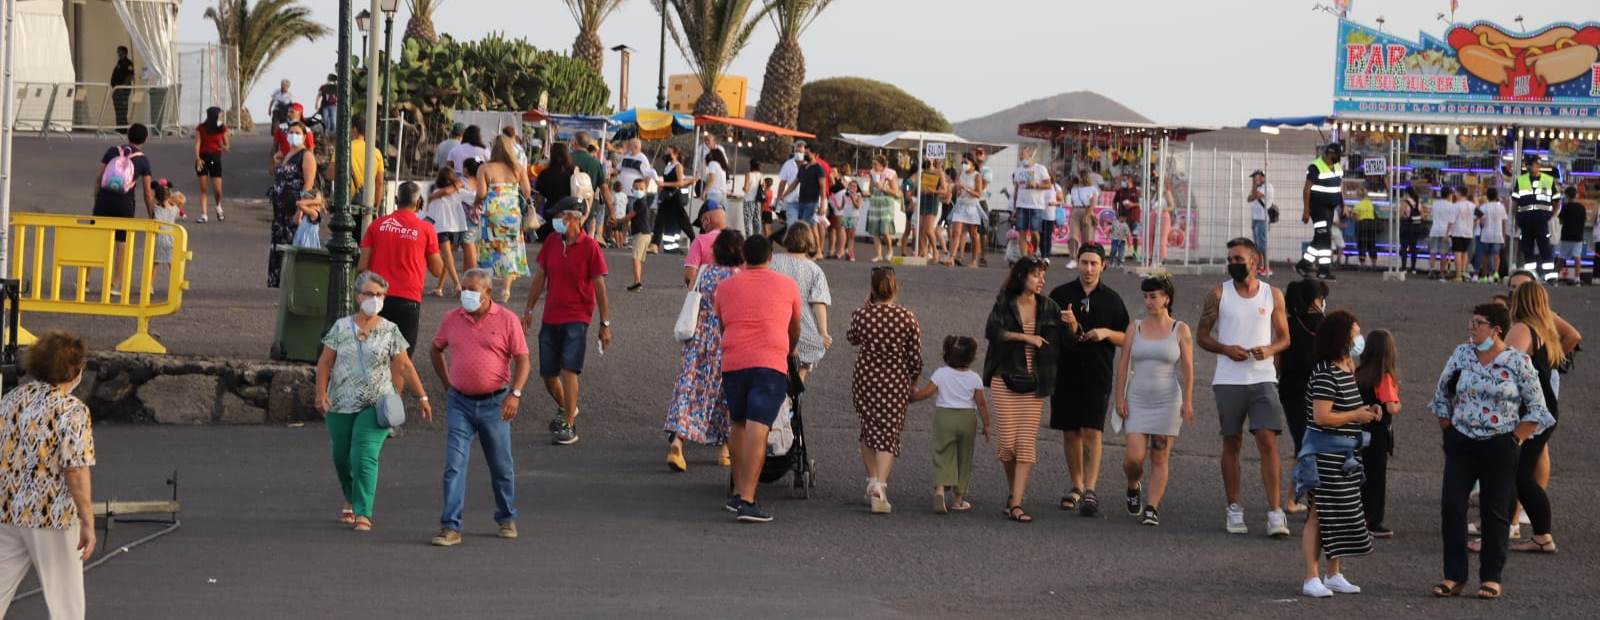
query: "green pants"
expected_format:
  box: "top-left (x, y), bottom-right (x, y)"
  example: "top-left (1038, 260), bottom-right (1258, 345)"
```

top-left (932, 407), bottom-right (978, 495)
top-left (328, 406), bottom-right (389, 517)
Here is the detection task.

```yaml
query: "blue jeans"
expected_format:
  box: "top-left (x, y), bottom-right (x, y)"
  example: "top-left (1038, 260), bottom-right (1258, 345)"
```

top-left (1109, 239), bottom-right (1126, 264)
top-left (440, 389), bottom-right (517, 531)
top-left (1252, 219), bottom-right (1269, 257)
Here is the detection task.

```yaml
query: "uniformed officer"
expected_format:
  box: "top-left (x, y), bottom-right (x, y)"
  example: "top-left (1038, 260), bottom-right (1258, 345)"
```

top-left (1298, 143), bottom-right (1345, 280)
top-left (1511, 154), bottom-right (1560, 282)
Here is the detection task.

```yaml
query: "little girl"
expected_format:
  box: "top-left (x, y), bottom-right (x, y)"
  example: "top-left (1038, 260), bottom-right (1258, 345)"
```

top-left (292, 188), bottom-right (325, 249)
top-left (910, 335), bottom-right (990, 513)
top-left (152, 180), bottom-right (183, 271)
top-left (1355, 328), bottom-right (1400, 538)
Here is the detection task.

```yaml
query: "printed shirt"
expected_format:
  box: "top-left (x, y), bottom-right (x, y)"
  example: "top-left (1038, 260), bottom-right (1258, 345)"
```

top-left (361, 210), bottom-right (440, 302)
top-left (1012, 163), bottom-right (1050, 210)
top-left (769, 253), bottom-right (833, 365)
top-left (0, 382), bottom-right (96, 529)
top-left (321, 317), bottom-right (409, 414)
top-left (433, 304), bottom-right (529, 395)
top-left (1429, 344), bottom-right (1555, 440)
top-left (715, 268), bottom-right (802, 374)
top-left (536, 232), bottom-right (608, 325)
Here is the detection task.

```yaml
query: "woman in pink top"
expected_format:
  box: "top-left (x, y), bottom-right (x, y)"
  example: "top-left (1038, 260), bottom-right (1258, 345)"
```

top-left (664, 231), bottom-right (745, 472)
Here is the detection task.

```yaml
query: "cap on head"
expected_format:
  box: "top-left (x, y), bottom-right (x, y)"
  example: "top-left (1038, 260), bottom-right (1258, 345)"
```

top-left (1324, 143), bottom-right (1343, 156)
top-left (450, 122), bottom-right (465, 135)
top-left (1249, 170), bottom-right (1265, 178)
top-left (1524, 154), bottom-right (1542, 166)
top-left (553, 196), bottom-right (586, 217)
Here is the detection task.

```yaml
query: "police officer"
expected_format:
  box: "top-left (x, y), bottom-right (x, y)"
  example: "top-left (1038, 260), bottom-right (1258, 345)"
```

top-left (1511, 154), bottom-right (1560, 282)
top-left (1298, 143), bottom-right (1344, 280)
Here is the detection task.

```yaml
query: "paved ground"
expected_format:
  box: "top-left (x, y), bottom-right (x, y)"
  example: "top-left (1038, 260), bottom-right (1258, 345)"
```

top-left (6, 135), bottom-right (1599, 617)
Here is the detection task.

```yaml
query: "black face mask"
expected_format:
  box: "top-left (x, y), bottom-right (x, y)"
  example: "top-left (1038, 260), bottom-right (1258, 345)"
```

top-left (1227, 263), bottom-right (1250, 282)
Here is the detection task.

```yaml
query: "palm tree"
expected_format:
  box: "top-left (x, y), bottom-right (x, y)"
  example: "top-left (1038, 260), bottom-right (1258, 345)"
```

top-left (404, 0), bottom-right (444, 44)
top-left (656, 0), bottom-right (772, 116)
top-left (204, 0), bottom-right (327, 128)
top-left (753, 0), bottom-right (832, 158)
top-left (564, 0), bottom-right (627, 74)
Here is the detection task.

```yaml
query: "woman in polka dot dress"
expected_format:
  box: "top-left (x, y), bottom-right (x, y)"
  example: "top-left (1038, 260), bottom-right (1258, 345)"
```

top-left (847, 267), bottom-right (924, 514)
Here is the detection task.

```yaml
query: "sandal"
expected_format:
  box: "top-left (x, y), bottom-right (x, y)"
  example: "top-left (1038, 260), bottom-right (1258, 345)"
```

top-left (950, 499), bottom-right (973, 512)
top-left (1510, 535), bottom-right (1558, 554)
top-left (340, 508), bottom-right (355, 525)
top-left (1004, 505), bottom-right (1034, 523)
top-left (1477, 582), bottom-right (1502, 600)
top-left (353, 516), bottom-right (372, 532)
top-left (1431, 580), bottom-right (1464, 597)
top-left (1079, 489), bottom-right (1100, 517)
top-left (933, 491), bottom-right (948, 514)
top-left (1060, 488), bottom-right (1083, 511)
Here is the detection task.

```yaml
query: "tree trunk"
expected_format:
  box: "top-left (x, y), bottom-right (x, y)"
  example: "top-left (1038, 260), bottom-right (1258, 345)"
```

top-left (753, 37), bottom-right (804, 163)
top-left (693, 90), bottom-right (728, 117)
top-left (573, 31), bottom-right (604, 75)
top-left (404, 15), bottom-right (438, 44)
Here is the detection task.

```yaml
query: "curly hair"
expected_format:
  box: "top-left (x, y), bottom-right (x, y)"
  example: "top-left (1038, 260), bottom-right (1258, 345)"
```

top-left (1313, 310), bottom-right (1359, 364)
top-left (25, 331), bottom-right (87, 385)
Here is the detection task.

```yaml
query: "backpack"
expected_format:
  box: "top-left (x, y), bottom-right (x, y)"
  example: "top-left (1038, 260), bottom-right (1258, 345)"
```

top-left (100, 146), bottom-right (143, 193)
top-left (571, 169), bottom-right (595, 204)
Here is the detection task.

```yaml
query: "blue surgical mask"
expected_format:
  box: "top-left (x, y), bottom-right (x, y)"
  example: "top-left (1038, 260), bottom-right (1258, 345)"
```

top-left (1476, 336), bottom-right (1495, 352)
top-left (552, 217), bottom-right (569, 235)
top-left (459, 290), bottom-right (483, 313)
top-left (1349, 334), bottom-right (1365, 359)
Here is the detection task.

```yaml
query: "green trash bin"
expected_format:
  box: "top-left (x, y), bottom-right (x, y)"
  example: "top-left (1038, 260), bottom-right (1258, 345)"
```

top-left (270, 246), bottom-right (332, 362)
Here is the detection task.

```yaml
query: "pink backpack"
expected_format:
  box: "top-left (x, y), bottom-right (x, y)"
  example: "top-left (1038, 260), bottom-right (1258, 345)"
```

top-left (100, 146), bottom-right (143, 193)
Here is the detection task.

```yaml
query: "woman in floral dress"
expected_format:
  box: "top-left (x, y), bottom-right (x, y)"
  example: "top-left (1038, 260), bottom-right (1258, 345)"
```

top-left (848, 266), bottom-right (923, 514)
top-left (664, 230), bottom-right (746, 471)
top-left (267, 121), bottom-right (316, 287)
top-left (474, 135), bottom-right (533, 302)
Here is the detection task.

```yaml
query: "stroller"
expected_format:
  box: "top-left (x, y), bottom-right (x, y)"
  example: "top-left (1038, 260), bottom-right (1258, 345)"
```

top-left (735, 358), bottom-right (816, 499)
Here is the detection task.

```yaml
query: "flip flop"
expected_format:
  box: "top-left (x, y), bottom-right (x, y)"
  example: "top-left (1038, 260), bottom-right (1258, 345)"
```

top-left (950, 500), bottom-right (973, 512)
top-left (1431, 581), bottom-right (1464, 597)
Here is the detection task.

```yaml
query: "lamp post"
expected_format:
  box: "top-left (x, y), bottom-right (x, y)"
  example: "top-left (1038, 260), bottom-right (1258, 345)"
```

top-left (329, 0), bottom-right (358, 325)
top-left (655, 4), bottom-right (667, 110)
top-left (611, 44), bottom-right (635, 111)
top-left (356, 9), bottom-right (370, 51)
top-left (379, 0), bottom-right (397, 157)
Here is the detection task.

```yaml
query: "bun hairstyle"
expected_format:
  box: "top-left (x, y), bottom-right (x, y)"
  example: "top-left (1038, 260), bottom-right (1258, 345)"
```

top-left (942, 335), bottom-right (978, 369)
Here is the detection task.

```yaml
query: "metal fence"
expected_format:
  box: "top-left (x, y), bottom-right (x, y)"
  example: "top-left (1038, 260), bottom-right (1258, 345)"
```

top-left (1135, 143), bottom-right (1321, 268)
top-left (8, 82), bottom-right (183, 137)
top-left (176, 43), bottom-right (232, 132)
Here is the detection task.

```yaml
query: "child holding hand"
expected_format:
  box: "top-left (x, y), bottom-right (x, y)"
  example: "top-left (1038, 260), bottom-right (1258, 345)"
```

top-left (910, 335), bottom-right (990, 514)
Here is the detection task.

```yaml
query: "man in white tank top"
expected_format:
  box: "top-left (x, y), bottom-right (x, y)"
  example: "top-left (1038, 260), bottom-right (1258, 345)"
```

top-left (1197, 237), bottom-right (1291, 538)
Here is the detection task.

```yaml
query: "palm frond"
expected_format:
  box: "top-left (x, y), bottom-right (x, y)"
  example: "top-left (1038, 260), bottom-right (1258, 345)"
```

top-left (765, 0), bottom-right (833, 39)
top-left (405, 0), bottom-right (445, 15)
top-left (658, 0), bottom-right (771, 91)
top-left (565, 0), bottom-right (628, 30)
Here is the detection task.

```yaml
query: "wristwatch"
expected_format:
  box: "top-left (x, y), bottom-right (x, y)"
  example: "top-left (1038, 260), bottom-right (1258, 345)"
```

top-left (601, 320), bottom-right (612, 327)
top-left (511, 389), bottom-right (523, 398)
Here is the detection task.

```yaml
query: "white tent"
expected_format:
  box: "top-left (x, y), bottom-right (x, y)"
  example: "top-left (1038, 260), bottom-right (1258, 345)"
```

top-left (10, 0), bottom-right (75, 131)
top-left (8, 0), bottom-right (181, 132)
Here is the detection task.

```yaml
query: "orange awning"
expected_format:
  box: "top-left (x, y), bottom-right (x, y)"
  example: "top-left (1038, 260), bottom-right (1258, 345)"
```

top-left (694, 115), bottom-right (814, 139)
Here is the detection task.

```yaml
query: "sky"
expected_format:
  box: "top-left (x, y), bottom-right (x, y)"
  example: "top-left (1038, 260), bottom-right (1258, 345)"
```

top-left (177, 0), bottom-right (1592, 128)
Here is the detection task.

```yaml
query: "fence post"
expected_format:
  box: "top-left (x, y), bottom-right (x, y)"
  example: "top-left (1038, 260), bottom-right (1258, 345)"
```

top-left (1210, 147), bottom-right (1217, 264)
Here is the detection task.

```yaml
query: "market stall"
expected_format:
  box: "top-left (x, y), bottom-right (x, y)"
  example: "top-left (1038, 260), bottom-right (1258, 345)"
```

top-left (610, 107), bottom-right (694, 141)
top-left (830, 131), bottom-right (1008, 255)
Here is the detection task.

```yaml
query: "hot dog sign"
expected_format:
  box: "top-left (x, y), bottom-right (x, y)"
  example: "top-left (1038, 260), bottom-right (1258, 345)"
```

top-left (1334, 18), bottom-right (1600, 120)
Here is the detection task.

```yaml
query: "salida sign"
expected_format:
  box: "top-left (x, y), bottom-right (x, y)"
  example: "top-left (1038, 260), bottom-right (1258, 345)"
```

top-left (1335, 18), bottom-right (1600, 111)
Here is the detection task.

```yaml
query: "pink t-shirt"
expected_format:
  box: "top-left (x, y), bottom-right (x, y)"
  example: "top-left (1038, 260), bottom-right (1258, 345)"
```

top-left (685, 228), bottom-right (723, 268)
top-left (431, 304), bottom-right (529, 395)
top-left (714, 267), bottom-right (801, 374)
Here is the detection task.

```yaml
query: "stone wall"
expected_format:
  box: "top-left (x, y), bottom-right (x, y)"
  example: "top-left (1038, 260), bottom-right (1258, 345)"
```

top-left (63, 352), bottom-right (317, 424)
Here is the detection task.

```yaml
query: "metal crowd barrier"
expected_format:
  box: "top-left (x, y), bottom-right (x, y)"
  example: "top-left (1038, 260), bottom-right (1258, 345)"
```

top-left (8, 213), bottom-right (192, 354)
top-left (9, 82), bottom-right (185, 138)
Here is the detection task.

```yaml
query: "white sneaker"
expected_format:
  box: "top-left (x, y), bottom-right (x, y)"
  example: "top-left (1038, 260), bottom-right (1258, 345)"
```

top-left (1267, 509), bottom-right (1291, 538)
top-left (1225, 503), bottom-right (1248, 535)
top-left (1323, 574), bottom-right (1361, 594)
top-left (1302, 577), bottom-right (1334, 598)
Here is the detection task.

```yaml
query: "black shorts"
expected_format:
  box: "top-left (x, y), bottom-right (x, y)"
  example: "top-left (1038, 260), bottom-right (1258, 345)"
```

top-left (197, 153), bottom-right (223, 177)
top-left (1451, 237), bottom-right (1472, 252)
top-left (92, 192), bottom-right (136, 241)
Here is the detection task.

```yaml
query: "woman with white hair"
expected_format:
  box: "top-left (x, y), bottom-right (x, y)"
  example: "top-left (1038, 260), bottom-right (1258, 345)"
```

top-left (315, 271), bottom-right (433, 532)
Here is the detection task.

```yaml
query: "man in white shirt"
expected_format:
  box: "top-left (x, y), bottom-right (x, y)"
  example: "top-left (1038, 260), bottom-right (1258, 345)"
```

top-left (1011, 146), bottom-right (1051, 258)
top-left (775, 140), bottom-right (809, 225)
top-left (1248, 170), bottom-right (1275, 276)
top-left (1447, 186), bottom-right (1477, 282)
top-left (1477, 187), bottom-right (1508, 282)
top-left (1427, 187), bottom-right (1458, 279)
top-left (434, 123), bottom-right (464, 171)
top-left (268, 80), bottom-right (293, 125)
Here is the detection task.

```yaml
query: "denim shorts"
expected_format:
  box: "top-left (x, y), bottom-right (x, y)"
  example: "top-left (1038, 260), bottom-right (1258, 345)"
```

top-left (722, 367), bottom-right (788, 427)
top-left (538, 322), bottom-right (588, 378)
top-left (437, 230), bottom-right (465, 246)
top-left (1251, 219), bottom-right (1269, 252)
top-left (1014, 208), bottom-right (1044, 232)
top-left (1558, 240), bottom-right (1585, 259)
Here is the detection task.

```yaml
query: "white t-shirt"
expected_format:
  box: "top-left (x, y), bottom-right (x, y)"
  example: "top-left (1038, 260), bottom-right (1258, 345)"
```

top-left (447, 143), bottom-right (490, 177)
top-left (740, 171), bottom-right (763, 199)
top-left (1089, 171), bottom-right (1105, 189)
top-left (1451, 199), bottom-right (1477, 238)
top-left (423, 187), bottom-right (468, 233)
top-left (777, 158), bottom-right (801, 202)
top-left (1013, 162), bottom-right (1050, 211)
top-left (1042, 185), bottom-right (1061, 221)
top-left (1428, 199), bottom-right (1456, 237)
top-left (1249, 183), bottom-right (1275, 221)
top-left (931, 366), bottom-right (983, 409)
top-left (1069, 185), bottom-right (1100, 208)
top-left (1479, 201), bottom-right (1508, 244)
top-left (433, 138), bottom-right (461, 170)
top-left (617, 153), bottom-right (658, 195)
top-left (704, 161), bottom-right (727, 198)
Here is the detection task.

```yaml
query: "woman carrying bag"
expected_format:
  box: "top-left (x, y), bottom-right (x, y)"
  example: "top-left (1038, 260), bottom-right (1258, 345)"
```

top-left (314, 271), bottom-right (433, 532)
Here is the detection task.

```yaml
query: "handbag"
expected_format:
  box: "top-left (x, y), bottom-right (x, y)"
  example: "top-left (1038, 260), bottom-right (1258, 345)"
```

top-left (353, 321), bottom-right (405, 428)
top-left (1267, 204), bottom-right (1280, 224)
top-left (673, 266), bottom-right (707, 342)
top-left (1001, 372), bottom-right (1037, 394)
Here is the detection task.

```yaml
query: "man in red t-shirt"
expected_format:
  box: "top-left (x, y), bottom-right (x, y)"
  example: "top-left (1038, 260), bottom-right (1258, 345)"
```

top-left (524, 197), bottom-right (613, 446)
top-left (358, 181), bottom-right (442, 355)
top-left (271, 103), bottom-right (316, 170)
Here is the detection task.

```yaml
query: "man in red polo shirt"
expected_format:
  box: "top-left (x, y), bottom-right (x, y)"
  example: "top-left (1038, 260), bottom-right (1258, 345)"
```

top-left (358, 181), bottom-right (443, 355)
top-left (524, 197), bottom-right (613, 446)
top-left (271, 103), bottom-right (316, 169)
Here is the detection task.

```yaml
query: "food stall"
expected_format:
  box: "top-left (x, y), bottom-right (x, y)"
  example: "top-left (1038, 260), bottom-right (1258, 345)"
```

top-left (1328, 14), bottom-right (1600, 277)
top-left (832, 131), bottom-right (1009, 255)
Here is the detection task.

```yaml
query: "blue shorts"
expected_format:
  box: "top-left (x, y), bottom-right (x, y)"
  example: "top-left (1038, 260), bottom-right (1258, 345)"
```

top-left (437, 230), bottom-right (465, 246)
top-left (722, 367), bottom-right (788, 427)
top-left (538, 322), bottom-right (588, 378)
top-left (1014, 208), bottom-right (1044, 232)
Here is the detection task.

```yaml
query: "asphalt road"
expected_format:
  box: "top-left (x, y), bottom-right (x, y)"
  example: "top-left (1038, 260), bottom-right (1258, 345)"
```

top-left (6, 135), bottom-right (1598, 618)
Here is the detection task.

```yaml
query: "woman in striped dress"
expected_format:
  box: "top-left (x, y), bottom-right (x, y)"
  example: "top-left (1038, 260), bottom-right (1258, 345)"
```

top-left (982, 256), bottom-right (1063, 523)
top-left (1297, 309), bottom-right (1380, 598)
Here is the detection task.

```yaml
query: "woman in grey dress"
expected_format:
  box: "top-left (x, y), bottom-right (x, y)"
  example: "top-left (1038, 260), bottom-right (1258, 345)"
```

top-left (1112, 276), bottom-right (1194, 526)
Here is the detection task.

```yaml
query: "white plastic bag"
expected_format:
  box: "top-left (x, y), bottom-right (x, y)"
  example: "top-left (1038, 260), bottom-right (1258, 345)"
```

top-left (673, 266), bottom-right (707, 341)
top-left (767, 396), bottom-right (795, 457)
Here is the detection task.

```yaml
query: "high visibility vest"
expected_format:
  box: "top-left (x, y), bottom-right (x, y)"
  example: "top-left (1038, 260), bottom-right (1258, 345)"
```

top-left (1310, 158), bottom-right (1343, 194)
top-left (1512, 173), bottom-right (1556, 211)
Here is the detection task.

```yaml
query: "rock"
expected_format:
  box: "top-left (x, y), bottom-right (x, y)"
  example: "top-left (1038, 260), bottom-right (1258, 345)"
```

top-left (236, 384), bottom-right (269, 407)
top-left (267, 372), bottom-right (316, 423)
top-left (92, 371), bottom-right (135, 403)
top-left (218, 391), bottom-right (266, 424)
top-left (142, 375), bottom-right (218, 424)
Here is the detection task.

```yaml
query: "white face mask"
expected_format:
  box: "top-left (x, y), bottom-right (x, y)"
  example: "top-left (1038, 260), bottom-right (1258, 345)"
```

top-left (460, 290), bottom-right (483, 313)
top-left (359, 296), bottom-right (383, 316)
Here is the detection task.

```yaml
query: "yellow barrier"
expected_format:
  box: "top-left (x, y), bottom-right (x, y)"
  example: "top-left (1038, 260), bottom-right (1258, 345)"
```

top-left (8, 213), bottom-right (192, 354)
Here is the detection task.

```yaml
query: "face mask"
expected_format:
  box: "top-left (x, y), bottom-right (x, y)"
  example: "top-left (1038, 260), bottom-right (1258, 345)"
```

top-left (552, 217), bottom-right (569, 235)
top-left (1349, 335), bottom-right (1365, 359)
top-left (793, 153), bottom-right (804, 162)
top-left (1227, 263), bottom-right (1250, 282)
top-left (1476, 335), bottom-right (1496, 352)
top-left (961, 163), bottom-right (972, 171)
top-left (287, 133), bottom-right (305, 148)
top-left (460, 290), bottom-right (483, 313)
top-left (359, 296), bottom-right (383, 317)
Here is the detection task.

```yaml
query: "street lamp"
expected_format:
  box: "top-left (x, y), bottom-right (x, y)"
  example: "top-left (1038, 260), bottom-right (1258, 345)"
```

top-left (356, 9), bottom-right (371, 51)
top-left (611, 44), bottom-right (635, 111)
top-left (379, 0), bottom-right (398, 156)
top-left (329, 0), bottom-right (359, 325)
top-left (656, 4), bottom-right (668, 110)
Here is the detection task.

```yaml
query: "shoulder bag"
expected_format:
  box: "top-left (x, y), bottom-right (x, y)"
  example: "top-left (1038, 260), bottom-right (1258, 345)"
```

top-left (353, 320), bottom-right (406, 428)
top-left (674, 266), bottom-right (708, 342)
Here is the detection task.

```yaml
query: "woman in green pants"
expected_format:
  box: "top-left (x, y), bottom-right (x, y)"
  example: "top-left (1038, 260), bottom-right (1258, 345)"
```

top-left (315, 271), bottom-right (433, 531)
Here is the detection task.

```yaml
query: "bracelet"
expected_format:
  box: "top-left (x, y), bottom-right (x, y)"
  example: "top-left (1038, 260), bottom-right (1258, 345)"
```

top-left (418, 395), bottom-right (429, 402)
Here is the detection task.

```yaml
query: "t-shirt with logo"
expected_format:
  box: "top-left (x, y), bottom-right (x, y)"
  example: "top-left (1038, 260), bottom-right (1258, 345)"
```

top-left (1013, 163), bottom-right (1050, 211)
top-left (361, 210), bottom-right (440, 302)
top-left (536, 232), bottom-right (608, 325)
